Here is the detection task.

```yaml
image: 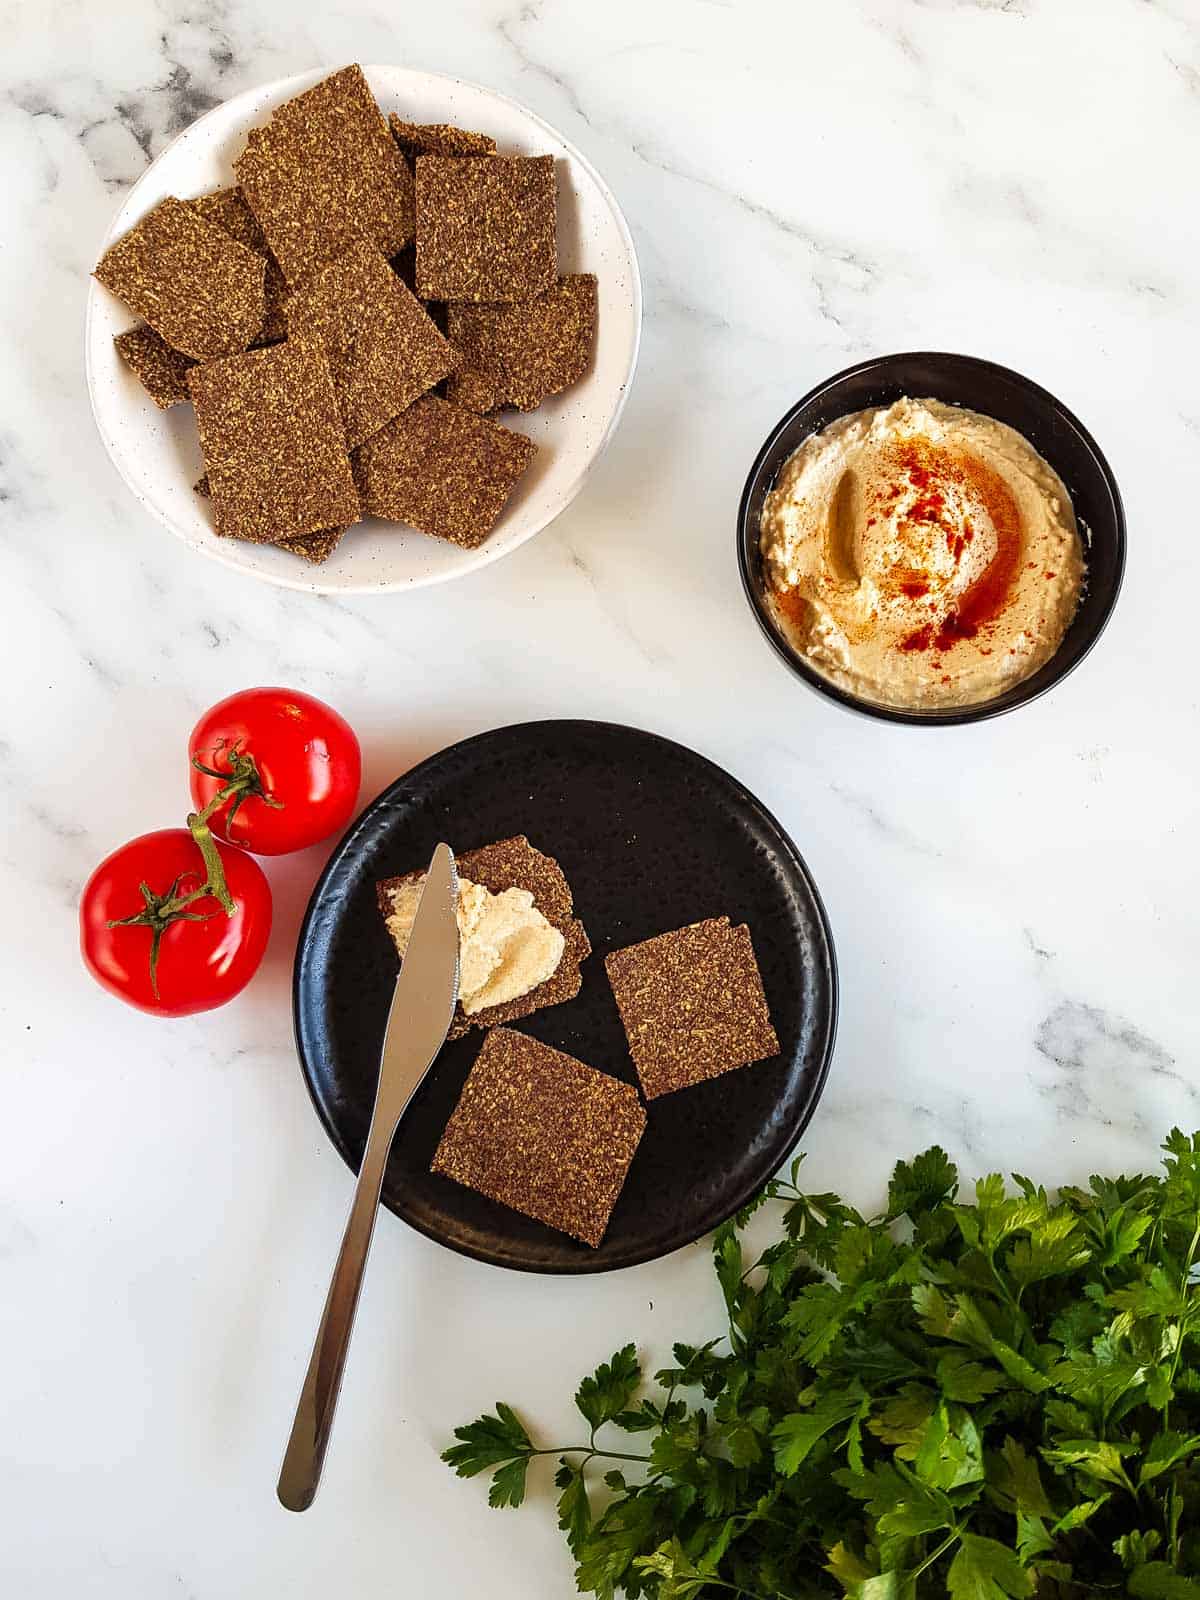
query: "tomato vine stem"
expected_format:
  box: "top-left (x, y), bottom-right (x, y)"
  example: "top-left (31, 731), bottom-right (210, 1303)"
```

top-left (107, 743), bottom-right (281, 996)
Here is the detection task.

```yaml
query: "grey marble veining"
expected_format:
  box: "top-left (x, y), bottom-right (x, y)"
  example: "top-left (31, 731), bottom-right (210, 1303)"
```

top-left (1, 1), bottom-right (1199, 1596)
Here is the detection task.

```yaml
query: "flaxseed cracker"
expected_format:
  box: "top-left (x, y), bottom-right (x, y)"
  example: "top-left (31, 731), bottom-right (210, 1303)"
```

top-left (232, 125), bottom-right (365, 288)
top-left (353, 395), bottom-right (535, 548)
top-left (194, 474), bottom-right (347, 564)
top-left (114, 325), bottom-right (195, 408)
top-left (94, 196), bottom-right (266, 360)
top-left (388, 114), bottom-right (496, 161)
top-left (415, 154), bottom-right (557, 303)
top-left (431, 1027), bottom-right (646, 1247)
top-left (377, 834), bottom-right (590, 1037)
top-left (188, 186), bottom-right (288, 344)
top-left (605, 917), bottom-right (779, 1100)
top-left (284, 240), bottom-right (457, 449)
top-left (272, 526), bottom-right (348, 564)
top-left (274, 68), bottom-right (413, 218)
top-left (234, 65), bottom-right (414, 285)
top-left (188, 338), bottom-right (360, 546)
top-left (446, 274), bottom-right (597, 412)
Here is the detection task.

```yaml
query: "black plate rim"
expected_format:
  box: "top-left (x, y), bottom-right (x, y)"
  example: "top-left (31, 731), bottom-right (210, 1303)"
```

top-left (736, 349), bottom-right (1127, 727)
top-left (292, 718), bottom-right (840, 1274)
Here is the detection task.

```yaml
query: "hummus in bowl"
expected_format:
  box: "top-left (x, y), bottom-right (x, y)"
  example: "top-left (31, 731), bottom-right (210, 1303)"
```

top-left (759, 397), bottom-right (1085, 711)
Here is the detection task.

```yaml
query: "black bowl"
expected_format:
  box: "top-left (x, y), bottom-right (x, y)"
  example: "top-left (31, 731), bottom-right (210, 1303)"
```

top-left (737, 352), bottom-right (1126, 725)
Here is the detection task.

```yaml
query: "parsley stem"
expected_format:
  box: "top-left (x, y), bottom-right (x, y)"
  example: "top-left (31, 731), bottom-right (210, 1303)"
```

top-left (1163, 1214), bottom-right (1200, 1421)
top-left (909, 1529), bottom-right (960, 1582)
top-left (697, 1579), bottom-right (801, 1600)
top-left (533, 1447), bottom-right (652, 1464)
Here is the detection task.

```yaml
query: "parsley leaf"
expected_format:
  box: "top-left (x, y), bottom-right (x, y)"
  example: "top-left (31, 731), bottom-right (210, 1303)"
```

top-left (555, 1461), bottom-right (592, 1551)
top-left (442, 1401), bottom-right (532, 1480)
top-left (888, 1146), bottom-right (958, 1219)
top-left (989, 1437), bottom-right (1052, 1517)
top-left (576, 1345), bottom-right (642, 1433)
top-left (772, 1387), bottom-right (867, 1475)
top-left (1127, 1563), bottom-right (1200, 1599)
top-left (947, 1534), bottom-right (1033, 1598)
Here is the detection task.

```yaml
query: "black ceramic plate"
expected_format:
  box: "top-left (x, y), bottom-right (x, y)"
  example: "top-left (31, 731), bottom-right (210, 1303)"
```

top-left (294, 720), bottom-right (837, 1273)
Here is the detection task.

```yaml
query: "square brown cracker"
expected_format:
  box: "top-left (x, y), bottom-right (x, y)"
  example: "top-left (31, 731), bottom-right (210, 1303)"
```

top-left (94, 196), bottom-right (266, 360)
top-left (353, 396), bottom-right (535, 548)
top-left (377, 834), bottom-right (590, 1038)
top-left (431, 1028), bottom-right (646, 1247)
top-left (284, 241), bottom-right (457, 449)
top-left (263, 66), bottom-right (414, 223)
top-left (234, 65), bottom-right (414, 285)
top-left (114, 325), bottom-right (195, 408)
top-left (188, 339), bottom-right (360, 546)
top-left (187, 187), bottom-right (289, 344)
top-left (447, 274), bottom-right (597, 413)
top-left (604, 917), bottom-right (779, 1100)
top-left (193, 475), bottom-right (347, 563)
top-left (414, 155), bottom-right (557, 303)
top-left (388, 114), bottom-right (496, 161)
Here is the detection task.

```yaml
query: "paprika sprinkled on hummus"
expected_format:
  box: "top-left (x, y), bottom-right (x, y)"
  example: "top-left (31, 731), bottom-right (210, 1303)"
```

top-left (760, 398), bottom-right (1085, 710)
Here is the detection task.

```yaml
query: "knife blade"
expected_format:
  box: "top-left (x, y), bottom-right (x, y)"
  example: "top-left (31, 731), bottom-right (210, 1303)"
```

top-left (374, 841), bottom-right (462, 1126)
top-left (277, 842), bottom-right (460, 1511)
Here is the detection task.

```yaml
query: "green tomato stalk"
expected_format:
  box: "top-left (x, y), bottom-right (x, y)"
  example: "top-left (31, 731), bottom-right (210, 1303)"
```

top-left (107, 744), bottom-right (281, 998)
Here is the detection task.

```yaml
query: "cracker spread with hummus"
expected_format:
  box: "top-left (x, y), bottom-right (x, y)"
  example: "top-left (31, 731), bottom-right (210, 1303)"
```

top-left (759, 398), bottom-right (1085, 710)
top-left (377, 835), bottom-right (590, 1039)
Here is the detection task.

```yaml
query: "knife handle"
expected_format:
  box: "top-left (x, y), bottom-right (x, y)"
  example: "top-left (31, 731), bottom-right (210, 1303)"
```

top-left (276, 1125), bottom-right (394, 1511)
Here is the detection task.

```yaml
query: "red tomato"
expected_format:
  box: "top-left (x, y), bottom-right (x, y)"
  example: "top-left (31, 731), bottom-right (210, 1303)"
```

top-left (188, 687), bottom-right (361, 856)
top-left (80, 828), bottom-right (272, 1017)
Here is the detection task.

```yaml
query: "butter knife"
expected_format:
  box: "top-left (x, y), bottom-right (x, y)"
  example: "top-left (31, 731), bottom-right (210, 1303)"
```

top-left (277, 841), bottom-right (460, 1512)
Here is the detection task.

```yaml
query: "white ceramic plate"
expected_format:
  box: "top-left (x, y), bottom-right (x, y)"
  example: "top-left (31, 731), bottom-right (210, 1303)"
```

top-left (85, 66), bottom-right (642, 595)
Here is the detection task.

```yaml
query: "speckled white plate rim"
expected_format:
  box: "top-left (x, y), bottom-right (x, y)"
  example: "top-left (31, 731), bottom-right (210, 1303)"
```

top-left (84, 64), bottom-right (643, 596)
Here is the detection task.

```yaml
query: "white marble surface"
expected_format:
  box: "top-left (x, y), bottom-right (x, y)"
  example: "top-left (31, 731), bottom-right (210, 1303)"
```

top-left (2, 1), bottom-right (1199, 1594)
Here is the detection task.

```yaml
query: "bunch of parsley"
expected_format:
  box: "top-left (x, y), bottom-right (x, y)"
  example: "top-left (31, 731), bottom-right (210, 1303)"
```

top-left (445, 1130), bottom-right (1200, 1598)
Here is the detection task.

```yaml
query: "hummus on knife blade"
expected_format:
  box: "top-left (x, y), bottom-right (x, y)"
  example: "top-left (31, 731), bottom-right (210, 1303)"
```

top-left (759, 398), bottom-right (1085, 710)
